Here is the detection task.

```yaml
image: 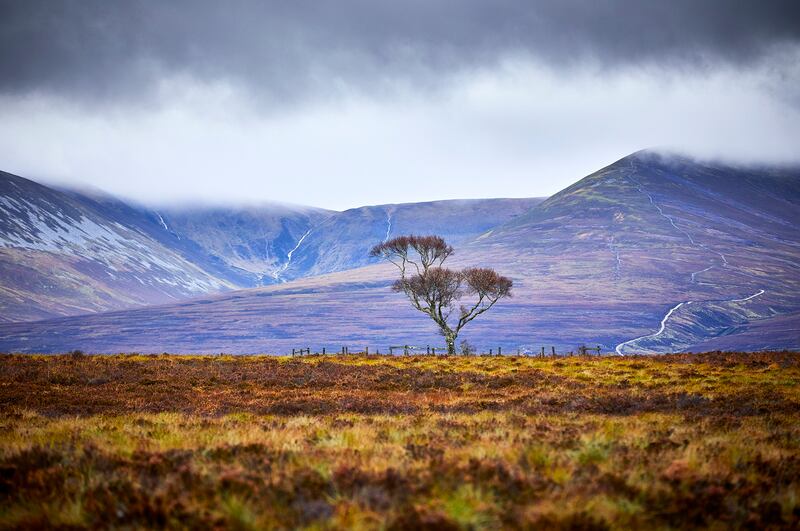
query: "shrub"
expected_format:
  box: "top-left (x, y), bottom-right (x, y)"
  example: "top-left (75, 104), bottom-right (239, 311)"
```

top-left (460, 340), bottom-right (475, 356)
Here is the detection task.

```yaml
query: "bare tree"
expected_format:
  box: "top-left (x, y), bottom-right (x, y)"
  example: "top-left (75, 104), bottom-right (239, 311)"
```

top-left (370, 235), bottom-right (512, 354)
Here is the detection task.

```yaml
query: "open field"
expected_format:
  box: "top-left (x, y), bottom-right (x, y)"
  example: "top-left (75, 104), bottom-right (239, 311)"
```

top-left (1, 352), bottom-right (799, 529)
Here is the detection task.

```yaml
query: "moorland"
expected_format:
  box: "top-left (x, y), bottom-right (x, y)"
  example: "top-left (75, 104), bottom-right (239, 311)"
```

top-left (3, 152), bottom-right (800, 356)
top-left (0, 352), bottom-right (798, 529)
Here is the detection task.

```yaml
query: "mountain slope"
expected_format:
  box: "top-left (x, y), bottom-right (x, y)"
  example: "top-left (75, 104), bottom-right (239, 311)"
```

top-left (156, 204), bottom-right (333, 285)
top-left (479, 150), bottom-right (800, 353)
top-left (0, 171), bottom-right (246, 321)
top-left (0, 171), bottom-right (545, 322)
top-left (1, 151), bottom-right (796, 353)
top-left (284, 198), bottom-right (543, 280)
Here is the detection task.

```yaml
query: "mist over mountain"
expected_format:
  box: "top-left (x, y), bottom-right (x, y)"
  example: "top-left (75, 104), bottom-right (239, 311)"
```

top-left (1, 151), bottom-right (797, 353)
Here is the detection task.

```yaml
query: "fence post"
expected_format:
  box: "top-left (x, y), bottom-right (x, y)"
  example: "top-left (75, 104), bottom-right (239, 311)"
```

top-left (551, 346), bottom-right (556, 356)
top-left (498, 347), bottom-right (502, 356)
top-left (365, 346), bottom-right (369, 355)
top-left (541, 346), bottom-right (545, 357)
top-left (404, 345), bottom-right (409, 355)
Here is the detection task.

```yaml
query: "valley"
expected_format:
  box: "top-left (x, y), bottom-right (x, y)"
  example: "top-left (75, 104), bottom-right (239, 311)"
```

top-left (0, 151), bottom-right (798, 354)
top-left (0, 171), bottom-right (539, 322)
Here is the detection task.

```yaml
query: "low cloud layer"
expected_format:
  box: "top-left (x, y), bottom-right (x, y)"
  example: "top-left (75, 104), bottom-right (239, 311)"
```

top-left (0, 1), bottom-right (798, 208)
top-left (2, 0), bottom-right (799, 104)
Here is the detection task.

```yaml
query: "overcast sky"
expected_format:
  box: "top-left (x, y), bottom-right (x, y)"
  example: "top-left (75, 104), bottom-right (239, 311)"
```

top-left (1, 1), bottom-right (798, 210)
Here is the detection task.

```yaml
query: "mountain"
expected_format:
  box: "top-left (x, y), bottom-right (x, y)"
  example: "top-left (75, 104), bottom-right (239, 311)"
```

top-left (284, 198), bottom-right (542, 280)
top-left (0, 170), bottom-right (543, 322)
top-left (1, 150), bottom-right (797, 353)
top-left (0, 171), bottom-right (243, 321)
top-left (472, 150), bottom-right (800, 354)
top-left (155, 205), bottom-right (333, 285)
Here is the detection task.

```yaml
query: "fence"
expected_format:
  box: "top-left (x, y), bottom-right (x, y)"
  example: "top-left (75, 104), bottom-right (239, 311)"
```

top-left (288, 344), bottom-right (605, 356)
top-left (291, 346), bottom-right (376, 356)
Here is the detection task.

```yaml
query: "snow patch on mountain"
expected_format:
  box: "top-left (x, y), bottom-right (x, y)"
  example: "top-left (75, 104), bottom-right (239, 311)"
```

top-left (0, 195), bottom-right (226, 292)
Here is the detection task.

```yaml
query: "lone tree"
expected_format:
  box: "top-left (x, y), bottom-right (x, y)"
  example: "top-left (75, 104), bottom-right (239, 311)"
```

top-left (370, 235), bottom-right (512, 354)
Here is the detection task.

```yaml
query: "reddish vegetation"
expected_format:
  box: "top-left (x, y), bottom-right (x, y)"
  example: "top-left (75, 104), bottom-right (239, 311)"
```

top-left (0, 351), bottom-right (796, 417)
top-left (0, 352), bottom-right (798, 529)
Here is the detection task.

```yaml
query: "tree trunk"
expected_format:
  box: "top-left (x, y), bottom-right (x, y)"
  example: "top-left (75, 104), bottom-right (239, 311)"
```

top-left (444, 331), bottom-right (457, 355)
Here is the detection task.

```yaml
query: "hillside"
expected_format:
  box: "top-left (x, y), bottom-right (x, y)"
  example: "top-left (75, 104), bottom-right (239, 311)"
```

top-left (476, 150), bottom-right (800, 353)
top-left (0, 171), bottom-right (542, 322)
top-left (0, 171), bottom-right (243, 321)
top-left (0, 151), bottom-right (797, 353)
top-left (157, 204), bottom-right (333, 285)
top-left (284, 198), bottom-right (542, 280)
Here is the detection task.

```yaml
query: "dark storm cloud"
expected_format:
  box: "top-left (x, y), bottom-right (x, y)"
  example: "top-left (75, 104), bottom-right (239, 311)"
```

top-left (1, 0), bottom-right (799, 104)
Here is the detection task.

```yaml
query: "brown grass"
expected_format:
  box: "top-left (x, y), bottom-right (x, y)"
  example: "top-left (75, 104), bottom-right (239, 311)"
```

top-left (1, 351), bottom-right (798, 529)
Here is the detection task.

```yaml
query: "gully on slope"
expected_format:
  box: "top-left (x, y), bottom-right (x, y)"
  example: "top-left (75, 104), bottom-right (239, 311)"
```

top-left (614, 161), bottom-right (766, 354)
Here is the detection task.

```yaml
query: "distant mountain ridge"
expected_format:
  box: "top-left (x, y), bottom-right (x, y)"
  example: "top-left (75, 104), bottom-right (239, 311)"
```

top-left (0, 150), bottom-right (797, 354)
top-left (155, 204), bottom-right (333, 285)
top-left (0, 169), bottom-right (543, 322)
top-left (284, 198), bottom-right (541, 281)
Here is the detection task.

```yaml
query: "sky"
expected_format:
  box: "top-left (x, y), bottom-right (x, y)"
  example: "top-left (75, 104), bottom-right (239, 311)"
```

top-left (0, 1), bottom-right (799, 210)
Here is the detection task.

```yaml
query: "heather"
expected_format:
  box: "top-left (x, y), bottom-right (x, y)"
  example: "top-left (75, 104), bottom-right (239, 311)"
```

top-left (0, 352), bottom-right (798, 529)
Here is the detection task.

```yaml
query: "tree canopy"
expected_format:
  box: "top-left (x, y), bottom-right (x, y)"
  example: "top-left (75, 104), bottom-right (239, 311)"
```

top-left (371, 235), bottom-right (512, 354)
